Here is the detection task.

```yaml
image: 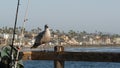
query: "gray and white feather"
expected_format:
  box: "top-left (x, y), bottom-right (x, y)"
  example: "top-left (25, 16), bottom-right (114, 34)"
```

top-left (31, 25), bottom-right (51, 48)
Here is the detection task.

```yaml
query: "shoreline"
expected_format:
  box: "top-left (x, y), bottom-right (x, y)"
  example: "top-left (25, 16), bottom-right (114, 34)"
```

top-left (0, 44), bottom-right (120, 51)
top-left (0, 44), bottom-right (120, 48)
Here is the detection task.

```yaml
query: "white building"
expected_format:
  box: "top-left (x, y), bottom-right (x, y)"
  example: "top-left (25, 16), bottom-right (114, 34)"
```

top-left (113, 38), bottom-right (120, 44)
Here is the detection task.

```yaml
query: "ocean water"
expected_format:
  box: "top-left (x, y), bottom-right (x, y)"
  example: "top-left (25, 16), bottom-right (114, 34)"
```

top-left (23, 60), bottom-right (120, 68)
top-left (23, 47), bottom-right (120, 68)
top-left (65, 46), bottom-right (120, 52)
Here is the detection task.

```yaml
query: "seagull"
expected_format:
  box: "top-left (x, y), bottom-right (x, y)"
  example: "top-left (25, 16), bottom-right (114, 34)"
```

top-left (31, 24), bottom-right (51, 48)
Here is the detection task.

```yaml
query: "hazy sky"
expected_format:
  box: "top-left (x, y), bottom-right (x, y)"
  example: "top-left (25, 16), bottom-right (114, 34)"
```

top-left (0, 0), bottom-right (120, 34)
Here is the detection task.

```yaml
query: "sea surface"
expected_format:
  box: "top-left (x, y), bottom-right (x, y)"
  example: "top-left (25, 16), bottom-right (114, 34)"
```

top-left (23, 60), bottom-right (120, 68)
top-left (23, 46), bottom-right (120, 68)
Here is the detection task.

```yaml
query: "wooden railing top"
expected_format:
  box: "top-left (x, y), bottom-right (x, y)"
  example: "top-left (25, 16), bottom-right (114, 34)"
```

top-left (23, 46), bottom-right (120, 62)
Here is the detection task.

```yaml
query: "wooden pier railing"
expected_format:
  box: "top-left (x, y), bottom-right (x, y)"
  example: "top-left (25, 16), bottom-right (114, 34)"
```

top-left (23, 46), bottom-right (120, 68)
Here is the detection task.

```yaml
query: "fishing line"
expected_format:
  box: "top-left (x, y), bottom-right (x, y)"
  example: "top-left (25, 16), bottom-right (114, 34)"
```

top-left (14, 0), bottom-right (30, 68)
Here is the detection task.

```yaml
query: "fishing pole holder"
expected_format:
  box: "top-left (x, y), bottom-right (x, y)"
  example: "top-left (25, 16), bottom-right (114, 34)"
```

top-left (0, 45), bottom-right (24, 68)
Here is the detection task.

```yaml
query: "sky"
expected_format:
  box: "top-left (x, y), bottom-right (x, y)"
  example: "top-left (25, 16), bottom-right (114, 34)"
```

top-left (0, 0), bottom-right (120, 34)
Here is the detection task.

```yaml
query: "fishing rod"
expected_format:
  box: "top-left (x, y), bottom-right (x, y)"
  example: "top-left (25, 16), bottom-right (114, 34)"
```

top-left (14, 0), bottom-right (30, 68)
top-left (10, 0), bottom-right (20, 68)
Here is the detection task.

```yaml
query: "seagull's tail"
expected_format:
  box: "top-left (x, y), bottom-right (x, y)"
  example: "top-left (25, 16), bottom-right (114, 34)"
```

top-left (30, 43), bottom-right (39, 49)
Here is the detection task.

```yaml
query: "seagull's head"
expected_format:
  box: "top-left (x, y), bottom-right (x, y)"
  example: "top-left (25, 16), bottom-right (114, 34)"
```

top-left (45, 24), bottom-right (49, 29)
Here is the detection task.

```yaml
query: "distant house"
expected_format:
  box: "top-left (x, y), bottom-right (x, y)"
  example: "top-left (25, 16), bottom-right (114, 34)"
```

top-left (67, 38), bottom-right (79, 45)
top-left (60, 35), bottom-right (69, 42)
top-left (0, 37), bottom-right (6, 45)
top-left (8, 34), bottom-right (18, 39)
top-left (89, 38), bottom-right (94, 45)
top-left (0, 33), bottom-right (10, 45)
top-left (105, 38), bottom-right (112, 44)
top-left (113, 38), bottom-right (120, 44)
top-left (0, 33), bottom-right (9, 40)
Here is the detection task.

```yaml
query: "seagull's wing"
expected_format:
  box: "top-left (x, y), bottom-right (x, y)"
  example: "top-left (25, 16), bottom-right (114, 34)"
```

top-left (31, 31), bottom-right (45, 48)
top-left (36, 31), bottom-right (45, 41)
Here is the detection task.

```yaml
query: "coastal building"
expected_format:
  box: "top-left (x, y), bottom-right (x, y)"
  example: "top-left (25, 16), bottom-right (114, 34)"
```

top-left (113, 38), bottom-right (120, 44)
top-left (0, 37), bottom-right (6, 45)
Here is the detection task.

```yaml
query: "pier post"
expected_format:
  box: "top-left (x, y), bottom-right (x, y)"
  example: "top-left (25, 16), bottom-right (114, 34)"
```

top-left (54, 46), bottom-right (64, 68)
